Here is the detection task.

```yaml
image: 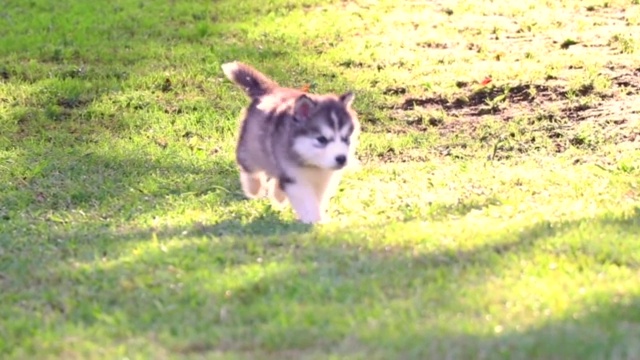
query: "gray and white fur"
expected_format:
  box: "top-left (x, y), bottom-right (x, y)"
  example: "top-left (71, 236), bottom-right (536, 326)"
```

top-left (221, 61), bottom-right (360, 224)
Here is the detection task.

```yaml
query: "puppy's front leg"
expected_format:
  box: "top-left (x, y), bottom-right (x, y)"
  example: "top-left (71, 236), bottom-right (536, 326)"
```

top-left (283, 182), bottom-right (322, 224)
top-left (316, 172), bottom-right (342, 222)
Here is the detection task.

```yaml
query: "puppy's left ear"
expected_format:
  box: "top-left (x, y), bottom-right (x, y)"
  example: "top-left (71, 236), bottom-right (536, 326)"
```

top-left (339, 91), bottom-right (355, 107)
top-left (293, 94), bottom-right (317, 122)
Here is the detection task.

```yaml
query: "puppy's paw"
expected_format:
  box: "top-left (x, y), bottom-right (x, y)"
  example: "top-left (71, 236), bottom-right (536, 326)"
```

top-left (296, 213), bottom-right (322, 224)
top-left (296, 213), bottom-right (332, 225)
top-left (297, 217), bottom-right (319, 224)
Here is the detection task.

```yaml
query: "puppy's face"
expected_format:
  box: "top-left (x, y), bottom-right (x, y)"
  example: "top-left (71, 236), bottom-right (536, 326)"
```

top-left (291, 93), bottom-right (359, 170)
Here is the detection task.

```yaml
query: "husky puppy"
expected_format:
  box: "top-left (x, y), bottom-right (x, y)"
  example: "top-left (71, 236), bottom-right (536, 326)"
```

top-left (221, 61), bottom-right (360, 224)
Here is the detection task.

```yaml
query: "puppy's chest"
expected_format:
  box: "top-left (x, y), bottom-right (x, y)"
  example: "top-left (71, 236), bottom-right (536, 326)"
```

top-left (293, 167), bottom-right (334, 188)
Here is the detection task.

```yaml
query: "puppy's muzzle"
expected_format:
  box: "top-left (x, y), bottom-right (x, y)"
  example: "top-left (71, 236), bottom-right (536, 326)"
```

top-left (334, 155), bottom-right (347, 169)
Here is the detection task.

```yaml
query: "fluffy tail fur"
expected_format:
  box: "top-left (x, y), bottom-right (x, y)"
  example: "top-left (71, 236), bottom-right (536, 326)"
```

top-left (221, 61), bottom-right (279, 98)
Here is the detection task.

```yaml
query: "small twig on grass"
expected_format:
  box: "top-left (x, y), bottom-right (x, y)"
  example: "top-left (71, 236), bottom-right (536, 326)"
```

top-left (528, 124), bottom-right (574, 133)
top-left (487, 134), bottom-right (509, 162)
top-left (194, 185), bottom-right (236, 196)
top-left (593, 163), bottom-right (614, 172)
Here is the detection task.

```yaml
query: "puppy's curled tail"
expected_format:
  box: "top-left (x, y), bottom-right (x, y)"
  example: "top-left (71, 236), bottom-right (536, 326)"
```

top-left (221, 61), bottom-right (278, 98)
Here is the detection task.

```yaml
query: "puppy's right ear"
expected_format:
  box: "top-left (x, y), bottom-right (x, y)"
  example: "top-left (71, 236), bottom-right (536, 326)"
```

top-left (339, 91), bottom-right (355, 107)
top-left (293, 95), bottom-right (316, 122)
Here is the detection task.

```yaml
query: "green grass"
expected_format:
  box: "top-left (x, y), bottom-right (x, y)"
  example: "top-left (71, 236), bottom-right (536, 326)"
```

top-left (2, 0), bottom-right (640, 358)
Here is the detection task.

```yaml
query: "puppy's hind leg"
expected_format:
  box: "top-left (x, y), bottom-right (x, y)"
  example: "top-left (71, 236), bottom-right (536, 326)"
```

top-left (239, 170), bottom-right (267, 198)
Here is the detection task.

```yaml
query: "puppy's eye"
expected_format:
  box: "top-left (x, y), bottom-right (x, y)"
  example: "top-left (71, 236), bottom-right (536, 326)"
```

top-left (342, 137), bottom-right (350, 145)
top-left (316, 136), bottom-right (329, 145)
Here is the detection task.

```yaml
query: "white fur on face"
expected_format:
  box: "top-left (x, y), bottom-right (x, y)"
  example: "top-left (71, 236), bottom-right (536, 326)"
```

top-left (293, 125), bottom-right (352, 169)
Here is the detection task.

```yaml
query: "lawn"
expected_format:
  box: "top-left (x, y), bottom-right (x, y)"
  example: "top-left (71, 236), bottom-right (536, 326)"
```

top-left (1, 0), bottom-right (640, 358)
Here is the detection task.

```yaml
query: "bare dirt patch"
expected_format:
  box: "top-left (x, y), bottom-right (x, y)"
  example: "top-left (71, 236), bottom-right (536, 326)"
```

top-left (390, 67), bottom-right (640, 142)
top-left (366, 2), bottom-right (640, 157)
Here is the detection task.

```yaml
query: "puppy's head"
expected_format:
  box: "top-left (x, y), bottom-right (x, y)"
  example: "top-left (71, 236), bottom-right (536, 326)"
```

top-left (290, 92), bottom-right (360, 170)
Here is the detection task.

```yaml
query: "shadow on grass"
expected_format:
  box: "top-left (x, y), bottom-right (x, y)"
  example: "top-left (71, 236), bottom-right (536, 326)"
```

top-left (0, 147), bottom-right (243, 216)
top-left (2, 210), bottom-right (639, 357)
top-left (403, 294), bottom-right (640, 360)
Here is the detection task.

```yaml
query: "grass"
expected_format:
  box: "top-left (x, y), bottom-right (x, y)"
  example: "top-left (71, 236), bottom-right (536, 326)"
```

top-left (1, 0), bottom-right (640, 358)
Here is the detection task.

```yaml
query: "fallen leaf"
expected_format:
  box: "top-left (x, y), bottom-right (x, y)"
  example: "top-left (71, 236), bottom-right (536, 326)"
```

top-left (155, 138), bottom-right (168, 149)
top-left (560, 39), bottom-right (579, 49)
top-left (35, 192), bottom-right (46, 203)
top-left (161, 77), bottom-right (172, 92)
top-left (299, 83), bottom-right (311, 93)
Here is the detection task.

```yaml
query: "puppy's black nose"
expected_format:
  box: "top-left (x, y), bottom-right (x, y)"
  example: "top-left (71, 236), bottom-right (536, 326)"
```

top-left (335, 155), bottom-right (347, 166)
